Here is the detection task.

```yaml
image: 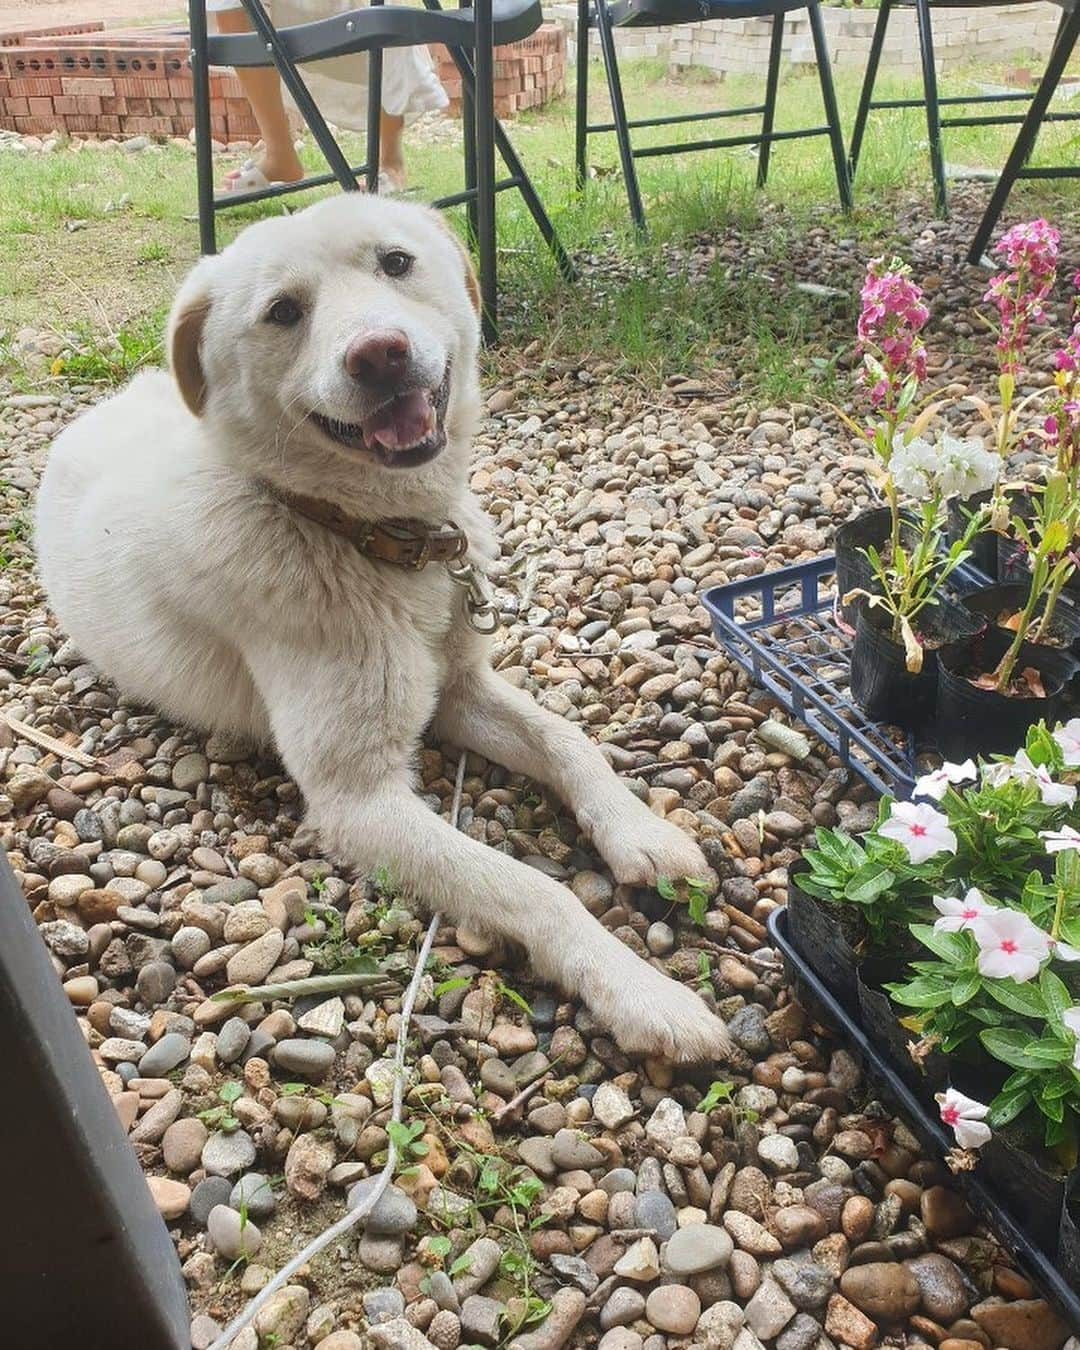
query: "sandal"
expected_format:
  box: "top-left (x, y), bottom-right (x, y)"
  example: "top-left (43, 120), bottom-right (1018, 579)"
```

top-left (217, 159), bottom-right (285, 198)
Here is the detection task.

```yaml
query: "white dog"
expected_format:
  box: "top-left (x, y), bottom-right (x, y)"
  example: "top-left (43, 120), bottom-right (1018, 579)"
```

top-left (35, 195), bottom-right (732, 1062)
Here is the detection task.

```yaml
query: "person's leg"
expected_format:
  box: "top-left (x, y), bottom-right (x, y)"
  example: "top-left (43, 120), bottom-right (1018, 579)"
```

top-left (215, 5), bottom-right (304, 184)
top-left (379, 110), bottom-right (406, 187)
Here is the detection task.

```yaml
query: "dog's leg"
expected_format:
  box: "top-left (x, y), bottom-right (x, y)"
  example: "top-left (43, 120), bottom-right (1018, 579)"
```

top-left (246, 645), bottom-right (730, 1060)
top-left (435, 666), bottom-right (715, 888)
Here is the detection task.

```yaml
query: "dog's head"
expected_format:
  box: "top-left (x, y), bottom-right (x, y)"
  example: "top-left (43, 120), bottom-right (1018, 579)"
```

top-left (168, 195), bottom-right (481, 510)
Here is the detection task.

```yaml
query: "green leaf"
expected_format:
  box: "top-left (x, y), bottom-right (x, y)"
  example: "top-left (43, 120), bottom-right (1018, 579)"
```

top-left (980, 1026), bottom-right (1056, 1069)
top-left (697, 1080), bottom-right (735, 1113)
top-left (219, 1081), bottom-right (243, 1103)
top-left (984, 979), bottom-right (1047, 1018)
top-left (496, 981), bottom-right (533, 1017)
top-left (988, 1088), bottom-right (1031, 1127)
top-left (656, 876), bottom-right (677, 901)
top-left (910, 924), bottom-right (968, 964)
top-left (449, 1253), bottom-right (474, 1278)
top-left (687, 888), bottom-right (708, 926)
top-left (951, 973), bottom-right (981, 1006)
top-left (1040, 967), bottom-right (1072, 1024)
top-left (333, 953), bottom-right (380, 976)
top-left (427, 1236), bottom-right (452, 1260)
top-left (433, 975), bottom-right (472, 997)
top-left (889, 977), bottom-right (953, 1009)
top-left (844, 865), bottom-right (895, 906)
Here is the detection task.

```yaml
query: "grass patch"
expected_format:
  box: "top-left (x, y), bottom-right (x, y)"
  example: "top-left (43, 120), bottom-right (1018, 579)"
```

top-left (1, 58), bottom-right (1078, 392)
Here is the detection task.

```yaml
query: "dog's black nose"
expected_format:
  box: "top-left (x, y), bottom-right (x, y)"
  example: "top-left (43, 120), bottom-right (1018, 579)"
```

top-left (345, 329), bottom-right (410, 386)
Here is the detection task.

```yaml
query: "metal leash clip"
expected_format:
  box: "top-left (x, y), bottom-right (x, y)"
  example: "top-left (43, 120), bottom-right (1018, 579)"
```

top-left (446, 558), bottom-right (499, 634)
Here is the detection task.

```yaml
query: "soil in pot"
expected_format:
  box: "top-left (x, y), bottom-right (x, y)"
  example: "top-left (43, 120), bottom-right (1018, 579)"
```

top-left (960, 583), bottom-right (1080, 657)
top-left (936, 626), bottom-right (1069, 760)
top-left (850, 595), bottom-right (981, 731)
top-left (947, 489), bottom-right (997, 579)
top-left (834, 506), bottom-right (919, 626)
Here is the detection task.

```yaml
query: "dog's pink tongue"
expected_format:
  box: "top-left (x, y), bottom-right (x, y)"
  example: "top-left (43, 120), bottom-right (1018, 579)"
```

top-left (364, 389), bottom-right (435, 451)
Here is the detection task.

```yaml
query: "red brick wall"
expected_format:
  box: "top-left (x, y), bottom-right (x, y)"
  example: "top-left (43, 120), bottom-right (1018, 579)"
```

top-left (0, 20), bottom-right (565, 141)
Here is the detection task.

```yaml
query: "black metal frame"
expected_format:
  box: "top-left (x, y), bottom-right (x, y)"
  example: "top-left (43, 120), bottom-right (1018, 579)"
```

top-left (0, 851), bottom-right (191, 1349)
top-left (188, 0), bottom-right (575, 342)
top-left (574, 0), bottom-right (853, 231)
top-left (849, 0), bottom-right (1080, 255)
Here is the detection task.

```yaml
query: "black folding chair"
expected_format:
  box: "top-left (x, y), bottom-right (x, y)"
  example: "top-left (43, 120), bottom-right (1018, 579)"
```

top-left (848, 0), bottom-right (1080, 246)
top-left (574, 0), bottom-right (853, 231)
top-left (188, 0), bottom-right (574, 342)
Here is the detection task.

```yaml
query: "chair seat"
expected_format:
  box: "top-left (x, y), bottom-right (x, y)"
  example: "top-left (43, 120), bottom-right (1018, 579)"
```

top-left (208, 0), bottom-right (542, 67)
top-left (606, 0), bottom-right (812, 29)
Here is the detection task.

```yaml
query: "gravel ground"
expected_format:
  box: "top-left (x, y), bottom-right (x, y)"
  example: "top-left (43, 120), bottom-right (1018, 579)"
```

top-left (2, 187), bottom-right (1079, 1350)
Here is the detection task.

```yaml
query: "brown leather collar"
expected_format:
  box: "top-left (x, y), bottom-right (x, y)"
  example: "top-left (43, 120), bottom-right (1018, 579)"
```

top-left (264, 484), bottom-right (468, 570)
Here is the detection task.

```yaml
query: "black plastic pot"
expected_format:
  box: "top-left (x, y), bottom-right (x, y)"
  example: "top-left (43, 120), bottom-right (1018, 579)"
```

top-left (977, 1131), bottom-right (1068, 1259)
top-left (769, 907), bottom-right (1080, 1326)
top-left (1062, 1174), bottom-right (1080, 1290)
top-left (787, 865), bottom-right (861, 1014)
top-left (850, 596), bottom-right (981, 732)
top-left (960, 583), bottom-right (1080, 657)
top-left (936, 626), bottom-right (1069, 760)
top-left (947, 489), bottom-right (998, 579)
top-left (996, 487), bottom-right (1038, 584)
top-left (834, 507), bottom-right (917, 626)
top-left (855, 970), bottom-right (948, 1102)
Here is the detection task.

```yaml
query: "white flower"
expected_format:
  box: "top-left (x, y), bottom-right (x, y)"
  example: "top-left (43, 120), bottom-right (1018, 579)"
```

top-left (1064, 1007), bottom-right (1080, 1072)
top-left (1051, 939), bottom-right (1080, 963)
top-left (936, 1088), bottom-right (992, 1149)
top-left (970, 909), bottom-right (1049, 982)
top-left (981, 759), bottom-right (1017, 788)
top-left (913, 760), bottom-right (977, 801)
top-left (1053, 718), bottom-right (1080, 767)
top-left (1013, 750), bottom-right (1077, 807)
top-left (879, 800), bottom-right (958, 863)
top-left (1041, 824), bottom-right (1080, 853)
top-left (890, 434), bottom-right (939, 501)
top-left (936, 434), bottom-right (1002, 500)
top-left (933, 888), bottom-right (997, 933)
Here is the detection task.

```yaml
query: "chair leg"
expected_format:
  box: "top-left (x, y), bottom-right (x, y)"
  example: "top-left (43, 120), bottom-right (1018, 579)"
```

top-left (594, 0), bottom-right (646, 231)
top-left (848, 0), bottom-right (890, 181)
top-left (913, 0), bottom-right (946, 216)
top-left (438, 35), bottom-right (577, 283)
top-left (757, 14), bottom-right (784, 189)
top-left (188, 0), bottom-right (216, 254)
top-left (366, 0), bottom-right (383, 193)
top-left (575, 0), bottom-right (590, 190)
top-left (968, 9), bottom-right (1080, 263)
top-left (474, 0), bottom-right (498, 343)
top-left (807, 0), bottom-right (852, 212)
top-left (238, 0), bottom-right (358, 192)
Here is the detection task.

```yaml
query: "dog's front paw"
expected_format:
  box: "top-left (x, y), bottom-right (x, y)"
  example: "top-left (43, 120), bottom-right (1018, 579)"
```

top-left (590, 799), bottom-right (714, 889)
top-left (595, 965), bottom-right (734, 1063)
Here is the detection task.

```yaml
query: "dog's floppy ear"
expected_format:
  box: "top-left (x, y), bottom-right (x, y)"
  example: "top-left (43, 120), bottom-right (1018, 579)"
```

top-left (167, 263), bottom-right (214, 416)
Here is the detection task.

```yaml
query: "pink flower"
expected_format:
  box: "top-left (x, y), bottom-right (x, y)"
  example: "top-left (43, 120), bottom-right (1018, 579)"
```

top-left (913, 760), bottom-right (976, 802)
top-left (933, 888), bottom-right (997, 934)
top-left (1064, 1007), bottom-right (1080, 1071)
top-left (986, 220), bottom-right (1059, 374)
top-left (935, 1088), bottom-right (992, 1150)
top-left (970, 909), bottom-right (1049, 982)
top-left (1041, 824), bottom-right (1080, 853)
top-left (857, 257), bottom-right (929, 411)
top-left (879, 801), bottom-right (957, 864)
top-left (1053, 718), bottom-right (1080, 767)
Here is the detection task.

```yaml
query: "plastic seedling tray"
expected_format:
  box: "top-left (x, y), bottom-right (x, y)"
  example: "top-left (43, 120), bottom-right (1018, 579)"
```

top-left (769, 906), bottom-right (1080, 1334)
top-left (701, 555), bottom-right (991, 800)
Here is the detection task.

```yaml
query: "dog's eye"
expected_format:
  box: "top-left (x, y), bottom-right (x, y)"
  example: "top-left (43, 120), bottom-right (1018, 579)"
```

top-left (266, 296), bottom-right (303, 326)
top-left (379, 249), bottom-right (414, 279)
